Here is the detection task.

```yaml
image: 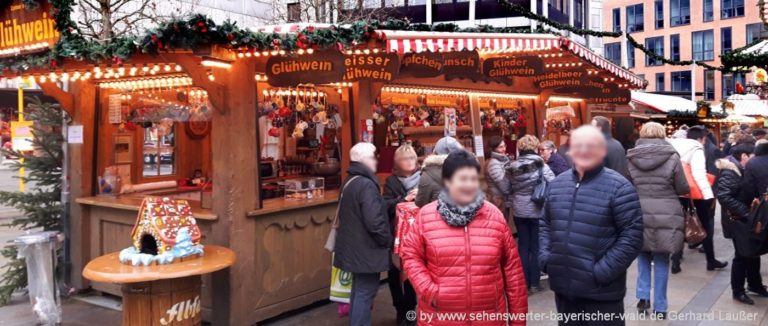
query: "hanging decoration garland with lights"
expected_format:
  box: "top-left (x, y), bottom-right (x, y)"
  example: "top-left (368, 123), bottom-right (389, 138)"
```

top-left (0, 1), bottom-right (556, 74)
top-left (7, 0), bottom-right (765, 75)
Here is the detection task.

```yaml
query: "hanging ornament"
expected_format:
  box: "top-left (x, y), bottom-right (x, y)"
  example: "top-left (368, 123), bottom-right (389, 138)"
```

top-left (736, 82), bottom-right (745, 95)
top-left (268, 127), bottom-right (280, 137)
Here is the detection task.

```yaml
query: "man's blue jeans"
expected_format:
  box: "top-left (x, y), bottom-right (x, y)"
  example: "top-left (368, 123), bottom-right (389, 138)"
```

top-left (636, 252), bottom-right (670, 312)
top-left (350, 272), bottom-right (380, 326)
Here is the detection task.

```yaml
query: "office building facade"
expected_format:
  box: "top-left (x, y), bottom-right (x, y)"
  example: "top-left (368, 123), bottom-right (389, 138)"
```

top-left (603, 0), bottom-right (765, 101)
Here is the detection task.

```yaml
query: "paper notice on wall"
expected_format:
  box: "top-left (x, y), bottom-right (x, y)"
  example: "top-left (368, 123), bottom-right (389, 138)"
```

top-left (67, 125), bottom-right (84, 144)
top-left (108, 94), bottom-right (122, 124)
top-left (10, 121), bottom-right (33, 151)
top-left (474, 135), bottom-right (484, 157)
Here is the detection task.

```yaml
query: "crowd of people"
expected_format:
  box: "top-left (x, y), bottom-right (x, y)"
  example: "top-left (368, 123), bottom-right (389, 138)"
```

top-left (331, 116), bottom-right (768, 326)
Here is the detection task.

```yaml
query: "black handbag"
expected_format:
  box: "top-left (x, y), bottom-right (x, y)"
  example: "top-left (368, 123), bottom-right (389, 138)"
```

top-left (531, 167), bottom-right (549, 205)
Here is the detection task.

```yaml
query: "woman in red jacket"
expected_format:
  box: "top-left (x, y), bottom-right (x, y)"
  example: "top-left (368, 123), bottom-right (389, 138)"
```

top-left (401, 150), bottom-right (528, 325)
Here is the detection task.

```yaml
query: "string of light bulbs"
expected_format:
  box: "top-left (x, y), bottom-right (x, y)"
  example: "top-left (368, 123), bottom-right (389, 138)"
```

top-left (98, 75), bottom-right (193, 90)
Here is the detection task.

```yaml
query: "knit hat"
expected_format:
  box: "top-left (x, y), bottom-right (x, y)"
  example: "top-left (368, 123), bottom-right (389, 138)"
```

top-left (434, 136), bottom-right (464, 155)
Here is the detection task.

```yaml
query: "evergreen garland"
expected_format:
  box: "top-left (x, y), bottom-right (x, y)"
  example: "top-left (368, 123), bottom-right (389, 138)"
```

top-left (3, 0), bottom-right (762, 74)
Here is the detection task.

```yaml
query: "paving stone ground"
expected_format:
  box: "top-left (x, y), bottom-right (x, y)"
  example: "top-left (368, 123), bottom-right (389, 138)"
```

top-left (2, 207), bottom-right (767, 325)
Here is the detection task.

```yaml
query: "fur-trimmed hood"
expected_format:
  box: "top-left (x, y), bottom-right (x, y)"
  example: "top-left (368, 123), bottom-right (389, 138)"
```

top-left (422, 154), bottom-right (448, 169)
top-left (716, 157), bottom-right (742, 176)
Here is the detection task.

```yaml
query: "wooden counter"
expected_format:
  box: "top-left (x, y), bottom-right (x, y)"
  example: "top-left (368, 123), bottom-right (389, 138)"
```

top-left (247, 189), bottom-right (340, 217)
top-left (76, 195), bottom-right (217, 221)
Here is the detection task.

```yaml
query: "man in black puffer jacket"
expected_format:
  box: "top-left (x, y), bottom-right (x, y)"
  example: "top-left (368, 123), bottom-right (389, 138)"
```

top-left (541, 126), bottom-right (643, 325)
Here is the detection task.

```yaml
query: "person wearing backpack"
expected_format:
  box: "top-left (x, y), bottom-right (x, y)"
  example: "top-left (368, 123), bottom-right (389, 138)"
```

top-left (717, 143), bottom-right (768, 305)
top-left (507, 135), bottom-right (554, 292)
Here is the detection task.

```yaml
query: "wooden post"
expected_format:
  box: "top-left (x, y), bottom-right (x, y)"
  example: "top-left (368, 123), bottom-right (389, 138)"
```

top-left (468, 94), bottom-right (484, 166)
top-left (339, 87), bottom-right (352, 180)
top-left (208, 58), bottom-right (258, 325)
top-left (64, 81), bottom-right (97, 288)
top-left (534, 90), bottom-right (554, 138)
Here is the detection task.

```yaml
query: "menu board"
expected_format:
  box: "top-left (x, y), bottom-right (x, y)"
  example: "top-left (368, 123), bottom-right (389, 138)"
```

top-left (108, 94), bottom-right (122, 124)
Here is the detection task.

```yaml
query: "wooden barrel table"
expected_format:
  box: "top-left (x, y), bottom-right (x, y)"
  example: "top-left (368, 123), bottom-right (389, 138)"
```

top-left (83, 245), bottom-right (235, 326)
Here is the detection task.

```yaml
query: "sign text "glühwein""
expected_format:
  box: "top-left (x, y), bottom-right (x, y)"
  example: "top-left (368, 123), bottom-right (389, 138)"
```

top-left (265, 50), bottom-right (345, 87)
top-left (0, 1), bottom-right (59, 57)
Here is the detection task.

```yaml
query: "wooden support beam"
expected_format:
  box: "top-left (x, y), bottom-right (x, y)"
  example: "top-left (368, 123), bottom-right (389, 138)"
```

top-left (208, 58), bottom-right (258, 326)
top-left (468, 94), bottom-right (485, 166)
top-left (66, 82), bottom-right (97, 289)
top-left (38, 82), bottom-right (75, 116)
top-left (163, 54), bottom-right (227, 114)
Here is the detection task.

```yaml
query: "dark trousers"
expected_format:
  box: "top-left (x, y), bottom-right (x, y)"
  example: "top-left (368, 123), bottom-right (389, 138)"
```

top-left (350, 272), bottom-right (380, 326)
top-left (693, 199), bottom-right (716, 264)
top-left (387, 267), bottom-right (416, 318)
top-left (514, 217), bottom-right (540, 287)
top-left (731, 252), bottom-right (763, 295)
top-left (554, 293), bottom-right (625, 326)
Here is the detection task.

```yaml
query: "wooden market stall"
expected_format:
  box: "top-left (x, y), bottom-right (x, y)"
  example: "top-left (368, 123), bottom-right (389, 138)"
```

top-left (1, 3), bottom-right (644, 323)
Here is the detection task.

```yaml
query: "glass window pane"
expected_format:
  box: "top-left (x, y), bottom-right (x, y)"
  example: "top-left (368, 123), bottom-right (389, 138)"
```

top-left (143, 124), bottom-right (176, 177)
top-left (670, 34), bottom-right (680, 61)
top-left (656, 73), bottom-right (665, 92)
top-left (721, 27), bottom-right (732, 54)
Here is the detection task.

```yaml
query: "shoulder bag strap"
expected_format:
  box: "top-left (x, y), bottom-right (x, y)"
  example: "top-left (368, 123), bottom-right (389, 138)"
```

top-left (331, 176), bottom-right (361, 229)
top-left (537, 164), bottom-right (544, 183)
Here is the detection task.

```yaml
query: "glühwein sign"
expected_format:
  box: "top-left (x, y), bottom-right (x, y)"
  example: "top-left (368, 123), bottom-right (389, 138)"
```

top-left (0, 0), bottom-right (59, 57)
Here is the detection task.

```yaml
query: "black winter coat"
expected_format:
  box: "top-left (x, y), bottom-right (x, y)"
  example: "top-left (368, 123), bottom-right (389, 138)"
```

top-left (383, 175), bottom-right (408, 234)
top-left (743, 143), bottom-right (768, 200)
top-left (604, 135), bottom-right (629, 178)
top-left (540, 167), bottom-right (643, 301)
top-left (333, 162), bottom-right (393, 273)
top-left (716, 158), bottom-right (751, 239)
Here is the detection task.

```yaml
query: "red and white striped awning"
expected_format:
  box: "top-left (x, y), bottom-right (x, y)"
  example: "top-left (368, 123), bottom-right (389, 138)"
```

top-left (381, 30), bottom-right (645, 88)
top-left (382, 31), bottom-right (560, 54)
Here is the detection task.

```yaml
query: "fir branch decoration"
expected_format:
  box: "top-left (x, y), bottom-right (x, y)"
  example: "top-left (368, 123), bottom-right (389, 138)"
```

top-left (0, 97), bottom-right (65, 305)
top-left (4, 0), bottom-right (762, 75)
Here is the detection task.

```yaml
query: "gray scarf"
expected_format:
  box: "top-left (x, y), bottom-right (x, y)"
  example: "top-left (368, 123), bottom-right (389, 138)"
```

top-left (437, 190), bottom-right (486, 227)
top-left (397, 171), bottom-right (421, 192)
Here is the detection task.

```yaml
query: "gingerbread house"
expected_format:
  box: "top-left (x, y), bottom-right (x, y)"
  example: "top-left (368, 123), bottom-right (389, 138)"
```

top-left (130, 197), bottom-right (202, 256)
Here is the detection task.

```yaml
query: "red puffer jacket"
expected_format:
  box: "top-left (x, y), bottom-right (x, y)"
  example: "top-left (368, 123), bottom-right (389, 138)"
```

top-left (401, 201), bottom-right (527, 325)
